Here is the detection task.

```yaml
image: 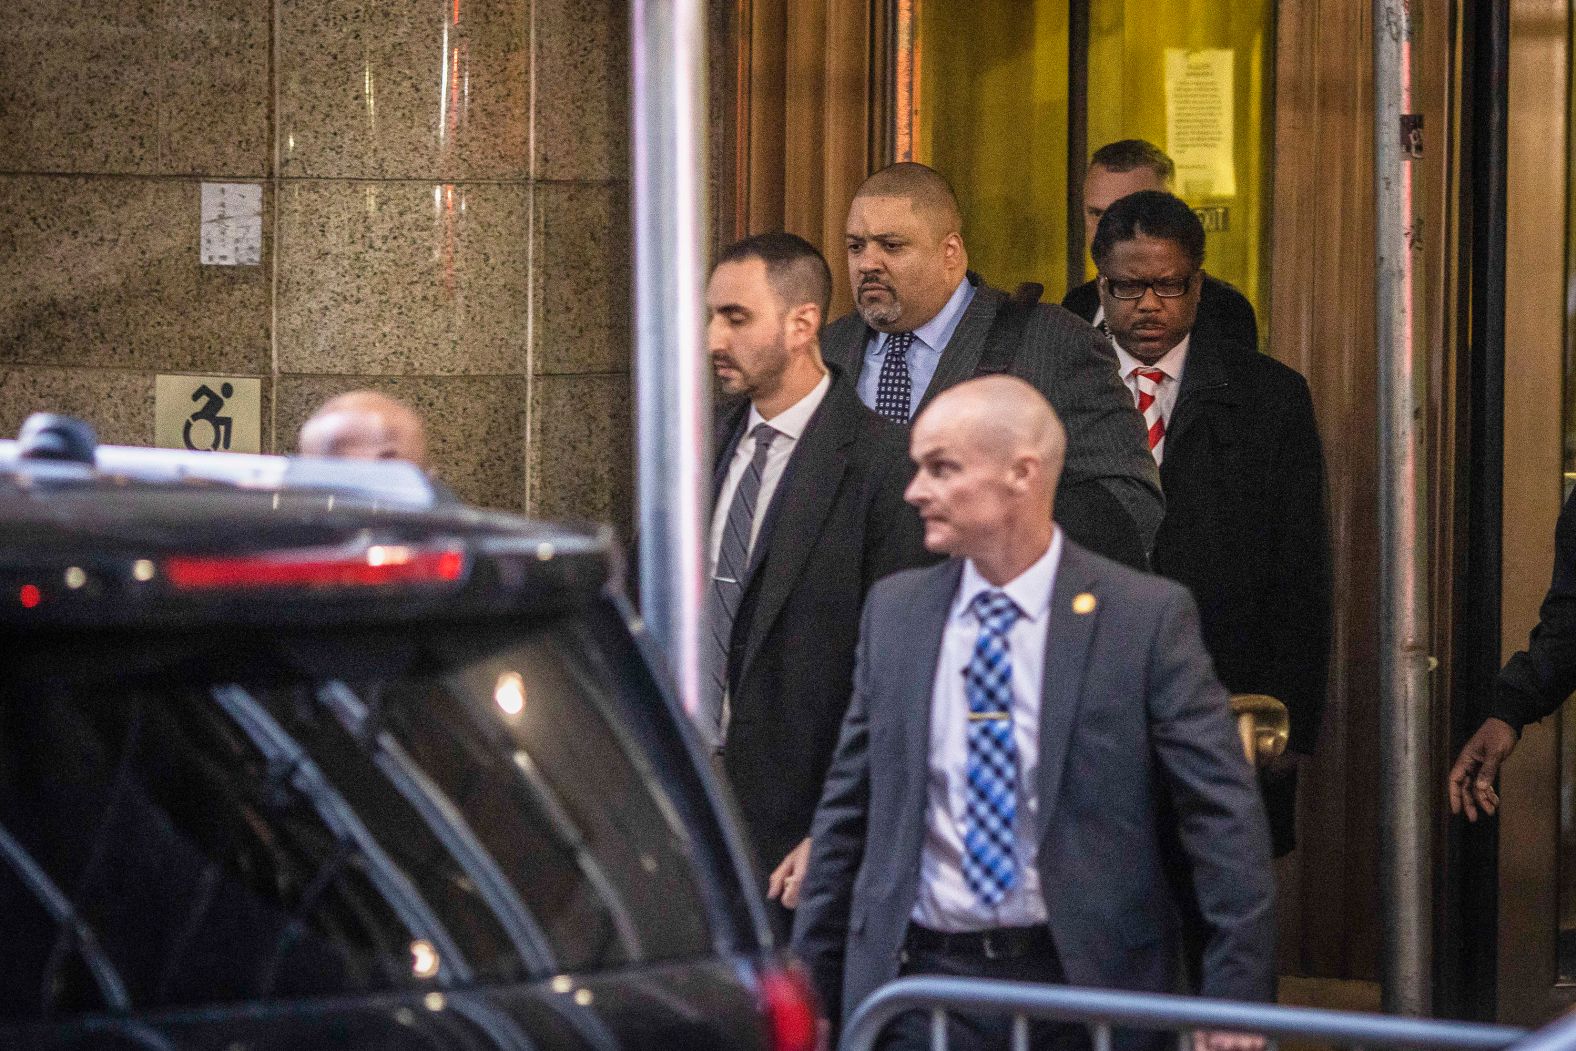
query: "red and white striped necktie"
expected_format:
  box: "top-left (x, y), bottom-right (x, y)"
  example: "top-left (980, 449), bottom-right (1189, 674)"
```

top-left (1132, 366), bottom-right (1167, 464)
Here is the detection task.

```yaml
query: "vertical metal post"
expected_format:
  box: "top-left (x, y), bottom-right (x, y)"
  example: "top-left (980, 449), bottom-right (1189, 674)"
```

top-left (1065, 0), bottom-right (1091, 289)
top-left (631, 0), bottom-right (711, 716)
top-left (1374, 0), bottom-right (1432, 1016)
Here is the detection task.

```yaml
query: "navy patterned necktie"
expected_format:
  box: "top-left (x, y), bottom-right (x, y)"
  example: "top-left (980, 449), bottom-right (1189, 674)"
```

top-left (962, 588), bottom-right (1024, 906)
top-left (874, 331), bottom-right (915, 424)
top-left (700, 423), bottom-right (778, 747)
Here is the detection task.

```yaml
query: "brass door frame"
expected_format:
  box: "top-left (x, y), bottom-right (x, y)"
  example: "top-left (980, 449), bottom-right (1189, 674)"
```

top-left (1497, 0), bottom-right (1570, 1025)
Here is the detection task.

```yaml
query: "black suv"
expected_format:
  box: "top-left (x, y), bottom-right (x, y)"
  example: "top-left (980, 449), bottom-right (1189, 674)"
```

top-left (0, 423), bottom-right (817, 1050)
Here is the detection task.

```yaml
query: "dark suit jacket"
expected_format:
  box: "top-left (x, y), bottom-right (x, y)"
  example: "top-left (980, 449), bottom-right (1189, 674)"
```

top-left (715, 375), bottom-right (929, 897)
top-left (820, 274), bottom-right (1163, 569)
top-left (792, 541), bottom-right (1276, 1031)
top-left (1489, 489), bottom-right (1576, 733)
top-left (1063, 273), bottom-right (1260, 351)
top-left (1149, 334), bottom-right (1331, 853)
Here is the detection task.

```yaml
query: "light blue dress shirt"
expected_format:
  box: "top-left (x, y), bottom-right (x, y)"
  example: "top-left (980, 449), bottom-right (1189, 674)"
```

top-left (857, 277), bottom-right (977, 419)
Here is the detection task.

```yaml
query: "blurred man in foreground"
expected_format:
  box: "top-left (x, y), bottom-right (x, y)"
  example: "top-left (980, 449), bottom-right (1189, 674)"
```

top-left (298, 390), bottom-right (428, 469)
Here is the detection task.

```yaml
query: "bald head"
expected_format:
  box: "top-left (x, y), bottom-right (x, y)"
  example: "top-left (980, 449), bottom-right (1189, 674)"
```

top-left (905, 377), bottom-right (1065, 576)
top-left (298, 391), bottom-right (428, 469)
top-left (846, 163), bottom-right (969, 332)
top-left (925, 377), bottom-right (1065, 487)
top-left (853, 162), bottom-right (964, 239)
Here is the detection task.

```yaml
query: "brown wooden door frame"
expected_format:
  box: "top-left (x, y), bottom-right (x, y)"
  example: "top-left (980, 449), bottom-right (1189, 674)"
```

top-left (1495, 0), bottom-right (1572, 1025)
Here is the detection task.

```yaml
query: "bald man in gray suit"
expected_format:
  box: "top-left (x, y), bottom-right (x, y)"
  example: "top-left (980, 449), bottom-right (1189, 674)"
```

top-left (793, 377), bottom-right (1273, 1051)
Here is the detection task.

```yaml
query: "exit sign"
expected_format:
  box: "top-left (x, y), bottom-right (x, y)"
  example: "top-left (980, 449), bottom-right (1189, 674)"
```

top-left (1194, 206), bottom-right (1230, 232)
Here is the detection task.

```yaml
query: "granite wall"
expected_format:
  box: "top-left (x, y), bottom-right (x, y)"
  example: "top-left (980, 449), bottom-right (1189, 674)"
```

top-left (0, 0), bottom-right (632, 533)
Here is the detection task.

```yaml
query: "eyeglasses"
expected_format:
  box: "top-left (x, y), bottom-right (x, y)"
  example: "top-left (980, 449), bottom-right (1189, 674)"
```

top-left (1101, 274), bottom-right (1196, 300)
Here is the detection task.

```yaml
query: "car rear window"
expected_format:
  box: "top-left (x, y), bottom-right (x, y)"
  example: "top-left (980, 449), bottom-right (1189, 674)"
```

top-left (0, 613), bottom-right (719, 1019)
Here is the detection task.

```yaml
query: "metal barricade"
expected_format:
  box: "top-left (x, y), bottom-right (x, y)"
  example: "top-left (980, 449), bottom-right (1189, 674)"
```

top-left (840, 977), bottom-right (1527, 1051)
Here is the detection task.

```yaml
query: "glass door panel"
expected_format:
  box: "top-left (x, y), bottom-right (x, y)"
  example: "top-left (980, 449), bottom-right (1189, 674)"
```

top-left (1084, 0), bottom-right (1273, 322)
top-left (912, 0), bottom-right (1072, 296)
top-left (906, 0), bottom-right (1272, 323)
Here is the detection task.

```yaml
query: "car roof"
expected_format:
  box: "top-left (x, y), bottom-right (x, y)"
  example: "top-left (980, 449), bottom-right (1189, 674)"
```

top-left (0, 441), bottom-right (617, 630)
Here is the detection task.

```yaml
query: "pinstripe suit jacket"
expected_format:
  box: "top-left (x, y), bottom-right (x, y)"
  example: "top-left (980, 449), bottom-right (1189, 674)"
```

top-left (821, 273), bottom-right (1164, 561)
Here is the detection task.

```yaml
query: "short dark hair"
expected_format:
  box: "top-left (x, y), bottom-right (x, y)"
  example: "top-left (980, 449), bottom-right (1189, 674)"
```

top-left (715, 232), bottom-right (833, 319)
top-left (1089, 139), bottom-right (1175, 184)
top-left (853, 162), bottom-right (964, 236)
top-left (1091, 190), bottom-right (1205, 269)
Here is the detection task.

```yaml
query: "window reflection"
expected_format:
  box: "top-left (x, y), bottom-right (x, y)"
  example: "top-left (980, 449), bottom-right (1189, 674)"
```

top-left (0, 617), bottom-right (714, 1019)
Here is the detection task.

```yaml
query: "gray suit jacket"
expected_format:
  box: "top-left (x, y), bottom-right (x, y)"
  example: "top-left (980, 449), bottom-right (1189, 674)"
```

top-left (821, 274), bottom-right (1164, 556)
top-left (791, 540), bottom-right (1276, 1027)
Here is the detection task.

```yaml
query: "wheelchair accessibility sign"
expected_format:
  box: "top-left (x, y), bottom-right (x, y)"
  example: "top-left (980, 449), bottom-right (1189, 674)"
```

top-left (154, 375), bottom-right (261, 454)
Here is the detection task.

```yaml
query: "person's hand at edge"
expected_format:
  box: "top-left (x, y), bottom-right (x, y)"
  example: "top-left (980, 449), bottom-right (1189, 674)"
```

top-left (767, 837), bottom-right (813, 909)
top-left (1448, 717), bottom-right (1517, 821)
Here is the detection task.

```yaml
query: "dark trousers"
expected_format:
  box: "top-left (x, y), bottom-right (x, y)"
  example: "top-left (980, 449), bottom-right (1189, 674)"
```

top-left (875, 933), bottom-right (1089, 1051)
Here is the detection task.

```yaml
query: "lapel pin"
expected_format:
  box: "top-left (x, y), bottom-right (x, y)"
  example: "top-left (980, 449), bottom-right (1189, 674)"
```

top-left (1072, 592), bottom-right (1097, 615)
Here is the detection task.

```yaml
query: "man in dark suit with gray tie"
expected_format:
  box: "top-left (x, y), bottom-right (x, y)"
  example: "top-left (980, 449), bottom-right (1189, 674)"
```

top-left (819, 162), bottom-right (1163, 570)
top-left (792, 376), bottom-right (1275, 1051)
top-left (703, 232), bottom-right (929, 940)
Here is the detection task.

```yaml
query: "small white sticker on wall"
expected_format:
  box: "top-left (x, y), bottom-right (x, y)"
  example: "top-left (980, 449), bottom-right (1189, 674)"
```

top-left (199, 182), bottom-right (262, 266)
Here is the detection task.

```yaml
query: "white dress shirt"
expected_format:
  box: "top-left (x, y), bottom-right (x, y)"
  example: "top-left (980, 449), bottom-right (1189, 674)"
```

top-left (708, 372), bottom-right (831, 575)
top-left (912, 529), bottom-right (1064, 931)
top-left (1113, 335), bottom-right (1189, 428)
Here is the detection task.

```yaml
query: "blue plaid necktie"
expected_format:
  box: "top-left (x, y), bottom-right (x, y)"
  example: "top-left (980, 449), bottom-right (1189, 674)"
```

top-left (874, 331), bottom-right (915, 423)
top-left (962, 588), bottom-right (1024, 907)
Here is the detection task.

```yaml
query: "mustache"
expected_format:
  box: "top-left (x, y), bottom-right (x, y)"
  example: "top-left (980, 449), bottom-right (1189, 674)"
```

top-left (858, 278), bottom-right (894, 294)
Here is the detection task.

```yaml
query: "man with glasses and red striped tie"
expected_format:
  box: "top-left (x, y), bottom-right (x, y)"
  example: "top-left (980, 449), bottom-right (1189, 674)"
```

top-left (792, 376), bottom-right (1274, 1051)
top-left (1093, 190), bottom-right (1332, 861)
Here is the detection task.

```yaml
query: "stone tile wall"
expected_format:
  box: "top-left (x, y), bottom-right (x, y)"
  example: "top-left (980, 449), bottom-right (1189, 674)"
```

top-left (0, 0), bottom-right (632, 534)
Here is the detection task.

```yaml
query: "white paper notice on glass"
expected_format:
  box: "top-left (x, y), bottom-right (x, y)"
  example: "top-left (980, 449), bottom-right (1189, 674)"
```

top-left (199, 182), bottom-right (263, 266)
top-left (1164, 49), bottom-right (1236, 199)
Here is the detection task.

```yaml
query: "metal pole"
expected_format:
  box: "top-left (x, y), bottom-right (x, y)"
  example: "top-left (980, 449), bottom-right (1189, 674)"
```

top-left (631, 0), bottom-right (710, 716)
top-left (1374, 0), bottom-right (1432, 1016)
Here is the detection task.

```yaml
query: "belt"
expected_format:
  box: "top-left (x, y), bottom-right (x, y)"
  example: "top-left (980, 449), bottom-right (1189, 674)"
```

top-left (904, 924), bottom-right (1054, 961)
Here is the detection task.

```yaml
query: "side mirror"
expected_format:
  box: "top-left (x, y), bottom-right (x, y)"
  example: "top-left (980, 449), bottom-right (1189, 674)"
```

top-left (1230, 694), bottom-right (1289, 768)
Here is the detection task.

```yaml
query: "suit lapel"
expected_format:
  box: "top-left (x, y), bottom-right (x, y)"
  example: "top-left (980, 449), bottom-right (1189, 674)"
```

top-left (734, 382), bottom-right (857, 685)
top-left (711, 399), bottom-right (750, 503)
top-left (1165, 332), bottom-right (1233, 448)
top-left (898, 560), bottom-right (962, 790)
top-left (1036, 541), bottom-right (1101, 834)
top-left (916, 274), bottom-right (999, 413)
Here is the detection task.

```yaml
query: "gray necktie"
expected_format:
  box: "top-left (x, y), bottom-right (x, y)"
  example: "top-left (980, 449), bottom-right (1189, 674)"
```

top-left (701, 422), bottom-right (778, 747)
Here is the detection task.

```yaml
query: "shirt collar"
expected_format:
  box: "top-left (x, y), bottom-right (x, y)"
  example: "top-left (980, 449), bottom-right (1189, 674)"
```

top-left (954, 528), bottom-right (1063, 625)
top-left (1114, 333), bottom-right (1191, 384)
top-left (876, 276), bottom-right (974, 355)
top-left (746, 371), bottom-right (831, 442)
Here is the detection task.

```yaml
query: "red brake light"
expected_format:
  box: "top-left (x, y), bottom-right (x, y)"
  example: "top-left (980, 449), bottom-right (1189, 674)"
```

top-left (759, 966), bottom-right (820, 1051)
top-left (18, 584), bottom-right (41, 609)
top-left (164, 546), bottom-right (466, 591)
